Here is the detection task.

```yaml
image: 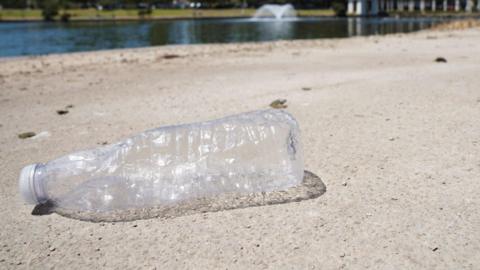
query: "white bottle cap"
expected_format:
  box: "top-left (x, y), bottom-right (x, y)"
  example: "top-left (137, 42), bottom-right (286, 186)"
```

top-left (19, 164), bottom-right (40, 204)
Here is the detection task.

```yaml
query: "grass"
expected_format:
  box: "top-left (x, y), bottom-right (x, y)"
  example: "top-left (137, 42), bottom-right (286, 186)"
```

top-left (0, 9), bottom-right (42, 19)
top-left (0, 8), bottom-right (335, 21)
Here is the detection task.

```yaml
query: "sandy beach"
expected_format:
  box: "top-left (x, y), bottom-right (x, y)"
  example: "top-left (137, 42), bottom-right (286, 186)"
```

top-left (1, 27), bottom-right (479, 269)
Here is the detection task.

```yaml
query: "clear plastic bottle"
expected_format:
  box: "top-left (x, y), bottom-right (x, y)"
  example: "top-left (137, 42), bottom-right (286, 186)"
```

top-left (19, 109), bottom-right (304, 213)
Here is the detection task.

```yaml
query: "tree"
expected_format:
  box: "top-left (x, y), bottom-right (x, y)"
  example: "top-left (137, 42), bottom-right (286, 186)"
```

top-left (331, 0), bottom-right (346, 16)
top-left (41, 0), bottom-right (60, 21)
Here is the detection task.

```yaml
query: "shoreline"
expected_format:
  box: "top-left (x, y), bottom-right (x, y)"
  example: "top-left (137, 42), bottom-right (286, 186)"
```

top-left (0, 14), bottom-right (335, 23)
top-left (0, 8), bottom-right (334, 22)
top-left (0, 13), bottom-right (476, 24)
top-left (1, 15), bottom-right (479, 23)
top-left (1, 8), bottom-right (479, 23)
top-left (0, 24), bottom-right (470, 71)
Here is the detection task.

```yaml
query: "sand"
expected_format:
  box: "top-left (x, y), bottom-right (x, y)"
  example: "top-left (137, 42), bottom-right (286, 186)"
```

top-left (0, 27), bottom-right (479, 269)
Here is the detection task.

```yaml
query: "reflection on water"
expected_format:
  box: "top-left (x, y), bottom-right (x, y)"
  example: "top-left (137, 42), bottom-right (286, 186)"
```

top-left (0, 17), bottom-right (452, 57)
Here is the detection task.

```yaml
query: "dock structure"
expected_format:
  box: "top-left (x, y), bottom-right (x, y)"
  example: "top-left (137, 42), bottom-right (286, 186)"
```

top-left (347, 0), bottom-right (476, 15)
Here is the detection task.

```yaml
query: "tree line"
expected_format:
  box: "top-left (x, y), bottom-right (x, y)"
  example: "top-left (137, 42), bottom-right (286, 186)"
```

top-left (0, 0), bottom-right (334, 9)
top-left (0, 0), bottom-right (340, 21)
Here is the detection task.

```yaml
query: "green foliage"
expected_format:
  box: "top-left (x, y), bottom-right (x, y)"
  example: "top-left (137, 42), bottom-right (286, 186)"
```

top-left (138, 8), bottom-right (152, 17)
top-left (60, 12), bottom-right (71, 21)
top-left (41, 0), bottom-right (59, 21)
top-left (331, 0), bottom-right (346, 16)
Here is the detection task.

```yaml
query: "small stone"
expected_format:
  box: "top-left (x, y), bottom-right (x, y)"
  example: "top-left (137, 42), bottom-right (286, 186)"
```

top-left (270, 99), bottom-right (287, 109)
top-left (49, 246), bottom-right (56, 252)
top-left (432, 247), bottom-right (439, 252)
top-left (132, 224), bottom-right (138, 228)
top-left (340, 253), bottom-right (346, 258)
top-left (435, 57), bottom-right (447, 63)
top-left (162, 54), bottom-right (181, 60)
top-left (18, 132), bottom-right (36, 139)
top-left (302, 87), bottom-right (311, 91)
top-left (341, 182), bottom-right (347, 186)
top-left (56, 110), bottom-right (69, 115)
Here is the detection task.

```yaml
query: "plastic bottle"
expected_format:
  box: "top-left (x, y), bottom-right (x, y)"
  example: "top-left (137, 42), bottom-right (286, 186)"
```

top-left (19, 109), bottom-right (304, 213)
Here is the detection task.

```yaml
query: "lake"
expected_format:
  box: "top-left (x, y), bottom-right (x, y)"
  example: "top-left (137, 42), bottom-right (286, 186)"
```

top-left (0, 17), bottom-right (453, 57)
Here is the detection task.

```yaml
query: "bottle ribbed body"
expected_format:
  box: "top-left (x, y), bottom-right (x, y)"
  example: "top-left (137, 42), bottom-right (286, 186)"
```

top-left (30, 110), bottom-right (304, 212)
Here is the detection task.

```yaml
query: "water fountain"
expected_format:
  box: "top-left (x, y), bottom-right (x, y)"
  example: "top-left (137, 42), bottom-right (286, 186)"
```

top-left (253, 4), bottom-right (297, 20)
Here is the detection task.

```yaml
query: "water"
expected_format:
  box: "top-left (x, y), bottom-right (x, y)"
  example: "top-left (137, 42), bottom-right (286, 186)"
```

top-left (0, 17), bottom-right (452, 57)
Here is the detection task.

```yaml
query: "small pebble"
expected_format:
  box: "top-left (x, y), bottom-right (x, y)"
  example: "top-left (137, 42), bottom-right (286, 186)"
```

top-left (56, 110), bottom-right (69, 115)
top-left (270, 99), bottom-right (287, 109)
top-left (302, 87), bottom-right (311, 91)
top-left (18, 132), bottom-right (36, 139)
top-left (162, 54), bottom-right (181, 60)
top-left (435, 57), bottom-right (447, 63)
top-left (432, 247), bottom-right (439, 252)
top-left (49, 246), bottom-right (56, 252)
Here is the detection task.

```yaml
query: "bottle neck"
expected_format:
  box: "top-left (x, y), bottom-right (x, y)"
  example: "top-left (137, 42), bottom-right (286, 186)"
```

top-left (19, 163), bottom-right (48, 204)
top-left (32, 164), bottom-right (48, 203)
